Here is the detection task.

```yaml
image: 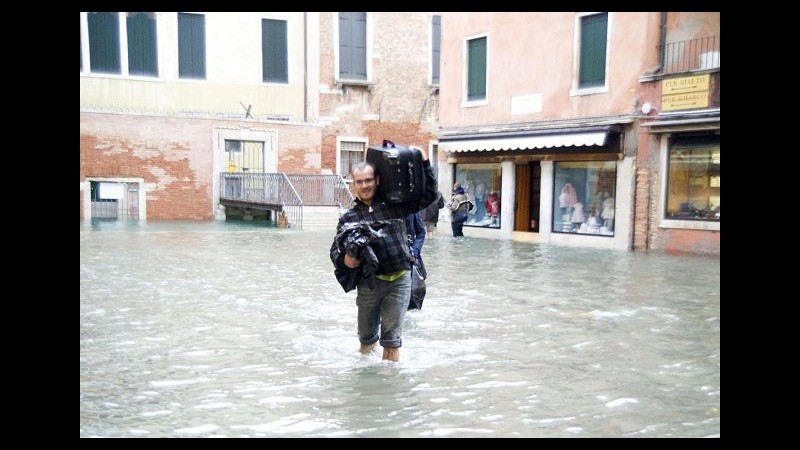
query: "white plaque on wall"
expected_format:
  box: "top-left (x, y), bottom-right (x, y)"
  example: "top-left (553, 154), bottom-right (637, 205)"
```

top-left (511, 94), bottom-right (542, 115)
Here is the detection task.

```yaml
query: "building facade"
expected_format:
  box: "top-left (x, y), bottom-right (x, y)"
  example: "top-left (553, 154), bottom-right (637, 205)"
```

top-left (80, 12), bottom-right (440, 221)
top-left (436, 12), bottom-right (719, 255)
top-left (317, 12), bottom-right (442, 182)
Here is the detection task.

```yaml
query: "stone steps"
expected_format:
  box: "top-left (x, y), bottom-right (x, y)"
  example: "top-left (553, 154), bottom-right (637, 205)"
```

top-left (299, 205), bottom-right (343, 230)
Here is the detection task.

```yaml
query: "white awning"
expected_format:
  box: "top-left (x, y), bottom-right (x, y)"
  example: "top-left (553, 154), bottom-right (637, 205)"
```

top-left (439, 131), bottom-right (608, 152)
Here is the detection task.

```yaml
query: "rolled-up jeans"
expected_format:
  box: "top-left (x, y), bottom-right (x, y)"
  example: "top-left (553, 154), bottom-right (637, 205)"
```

top-left (356, 271), bottom-right (411, 348)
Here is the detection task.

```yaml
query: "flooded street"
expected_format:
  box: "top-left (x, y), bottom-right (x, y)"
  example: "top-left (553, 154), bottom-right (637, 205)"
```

top-left (80, 221), bottom-right (720, 437)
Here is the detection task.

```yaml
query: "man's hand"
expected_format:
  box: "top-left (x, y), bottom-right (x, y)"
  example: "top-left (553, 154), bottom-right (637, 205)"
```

top-left (344, 253), bottom-right (361, 269)
top-left (413, 146), bottom-right (429, 161)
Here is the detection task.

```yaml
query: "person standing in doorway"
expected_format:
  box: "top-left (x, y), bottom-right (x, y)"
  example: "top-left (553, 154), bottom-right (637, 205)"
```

top-left (329, 153), bottom-right (437, 362)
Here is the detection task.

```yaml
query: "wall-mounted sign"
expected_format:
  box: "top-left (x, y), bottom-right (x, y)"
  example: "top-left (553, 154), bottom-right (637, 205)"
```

top-left (511, 94), bottom-right (542, 115)
top-left (661, 74), bottom-right (710, 111)
top-left (662, 91), bottom-right (709, 111)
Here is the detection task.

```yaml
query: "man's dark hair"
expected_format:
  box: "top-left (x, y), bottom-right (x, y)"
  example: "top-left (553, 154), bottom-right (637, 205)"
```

top-left (352, 161), bottom-right (376, 176)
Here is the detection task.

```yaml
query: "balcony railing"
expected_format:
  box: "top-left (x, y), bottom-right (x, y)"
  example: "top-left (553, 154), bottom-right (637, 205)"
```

top-left (219, 173), bottom-right (355, 229)
top-left (660, 35), bottom-right (720, 75)
top-left (285, 174), bottom-right (354, 208)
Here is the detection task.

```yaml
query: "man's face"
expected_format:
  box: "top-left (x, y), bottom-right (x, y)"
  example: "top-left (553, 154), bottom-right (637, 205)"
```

top-left (353, 166), bottom-right (379, 203)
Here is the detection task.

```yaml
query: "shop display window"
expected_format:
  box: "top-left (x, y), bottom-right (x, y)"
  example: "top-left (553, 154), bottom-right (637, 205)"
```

top-left (553, 161), bottom-right (617, 236)
top-left (666, 138), bottom-right (720, 221)
top-left (453, 163), bottom-right (502, 228)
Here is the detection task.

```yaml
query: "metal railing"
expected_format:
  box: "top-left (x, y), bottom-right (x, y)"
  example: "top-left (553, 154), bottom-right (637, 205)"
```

top-left (219, 173), bottom-right (355, 229)
top-left (220, 172), bottom-right (304, 229)
top-left (285, 174), bottom-right (354, 208)
top-left (660, 35), bottom-right (719, 75)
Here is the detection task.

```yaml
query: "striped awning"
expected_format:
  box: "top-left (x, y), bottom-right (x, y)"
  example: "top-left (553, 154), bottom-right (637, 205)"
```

top-left (439, 131), bottom-right (608, 152)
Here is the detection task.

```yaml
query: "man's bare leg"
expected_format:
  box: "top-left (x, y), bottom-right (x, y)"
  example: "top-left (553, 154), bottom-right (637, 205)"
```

top-left (382, 347), bottom-right (400, 362)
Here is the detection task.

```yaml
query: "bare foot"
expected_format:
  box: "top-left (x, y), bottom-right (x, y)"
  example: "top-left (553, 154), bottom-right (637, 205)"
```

top-left (382, 347), bottom-right (400, 362)
top-left (359, 343), bottom-right (376, 354)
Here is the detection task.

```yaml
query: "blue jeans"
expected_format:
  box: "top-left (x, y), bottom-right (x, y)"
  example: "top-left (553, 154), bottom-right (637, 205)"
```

top-left (356, 271), bottom-right (411, 348)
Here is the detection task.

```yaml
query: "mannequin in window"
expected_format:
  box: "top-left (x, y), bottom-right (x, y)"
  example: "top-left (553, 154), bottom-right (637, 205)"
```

top-left (601, 192), bottom-right (615, 231)
top-left (486, 190), bottom-right (500, 226)
top-left (570, 202), bottom-right (584, 231)
top-left (474, 182), bottom-right (487, 221)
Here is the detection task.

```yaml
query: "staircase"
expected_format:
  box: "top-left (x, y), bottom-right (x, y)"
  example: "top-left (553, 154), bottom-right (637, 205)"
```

top-left (301, 205), bottom-right (344, 230)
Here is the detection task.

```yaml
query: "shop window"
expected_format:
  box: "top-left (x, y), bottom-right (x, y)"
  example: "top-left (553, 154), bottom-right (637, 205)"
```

top-left (553, 161), bottom-right (617, 235)
top-left (666, 138), bottom-right (720, 221)
top-left (454, 163), bottom-right (501, 228)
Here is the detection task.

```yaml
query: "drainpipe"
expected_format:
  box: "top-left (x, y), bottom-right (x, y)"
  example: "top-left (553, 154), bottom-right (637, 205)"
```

top-left (656, 12), bottom-right (667, 74)
top-left (303, 12), bottom-right (308, 123)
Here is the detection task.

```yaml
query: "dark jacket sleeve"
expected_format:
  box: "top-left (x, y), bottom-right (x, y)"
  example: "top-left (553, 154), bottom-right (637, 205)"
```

top-left (410, 213), bottom-right (426, 258)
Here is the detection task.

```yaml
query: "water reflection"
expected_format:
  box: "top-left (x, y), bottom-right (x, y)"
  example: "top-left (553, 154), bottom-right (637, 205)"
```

top-left (80, 221), bottom-right (720, 437)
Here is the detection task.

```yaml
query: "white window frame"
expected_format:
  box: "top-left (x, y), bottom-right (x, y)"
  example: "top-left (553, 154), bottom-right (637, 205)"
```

top-left (461, 32), bottom-right (489, 108)
top-left (336, 136), bottom-right (369, 181)
top-left (333, 12), bottom-right (373, 85)
top-left (570, 12), bottom-right (611, 97)
top-left (261, 16), bottom-right (291, 85)
top-left (80, 12), bottom-right (161, 79)
top-left (657, 134), bottom-right (720, 231)
top-left (82, 177), bottom-right (146, 221)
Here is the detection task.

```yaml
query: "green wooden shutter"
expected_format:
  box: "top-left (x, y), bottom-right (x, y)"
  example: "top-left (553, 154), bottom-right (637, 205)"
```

top-left (579, 13), bottom-right (607, 88)
top-left (127, 12), bottom-right (158, 77)
top-left (339, 12), bottom-right (367, 80)
top-left (432, 15), bottom-right (441, 85)
top-left (262, 19), bottom-right (288, 83)
top-left (88, 12), bottom-right (120, 74)
top-left (179, 13), bottom-right (205, 79)
top-left (467, 37), bottom-right (486, 101)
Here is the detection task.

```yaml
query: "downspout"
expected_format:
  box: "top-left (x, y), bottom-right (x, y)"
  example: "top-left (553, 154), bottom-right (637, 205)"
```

top-left (655, 12), bottom-right (667, 73)
top-left (303, 12), bottom-right (308, 123)
top-left (652, 12), bottom-right (668, 250)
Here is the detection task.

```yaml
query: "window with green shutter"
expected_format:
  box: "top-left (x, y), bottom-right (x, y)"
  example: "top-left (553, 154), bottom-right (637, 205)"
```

top-left (88, 12), bottom-right (121, 74)
top-left (338, 12), bottom-right (367, 80)
top-left (262, 19), bottom-right (288, 83)
top-left (431, 15), bottom-right (441, 85)
top-left (127, 12), bottom-right (158, 77)
top-left (178, 13), bottom-right (206, 79)
top-left (467, 36), bottom-right (487, 101)
top-left (579, 13), bottom-right (608, 89)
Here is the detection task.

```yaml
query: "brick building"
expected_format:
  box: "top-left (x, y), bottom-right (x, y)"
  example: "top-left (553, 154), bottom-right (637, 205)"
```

top-left (80, 12), bottom-right (440, 221)
top-left (436, 12), bottom-right (719, 255)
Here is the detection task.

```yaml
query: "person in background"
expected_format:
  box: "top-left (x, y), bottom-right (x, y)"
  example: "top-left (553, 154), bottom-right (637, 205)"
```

top-left (406, 212), bottom-right (426, 270)
top-left (449, 183), bottom-right (471, 237)
top-left (329, 152), bottom-right (437, 362)
top-left (406, 211), bottom-right (427, 310)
